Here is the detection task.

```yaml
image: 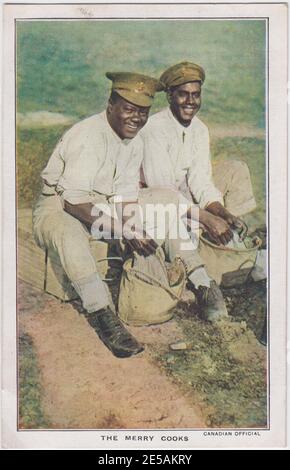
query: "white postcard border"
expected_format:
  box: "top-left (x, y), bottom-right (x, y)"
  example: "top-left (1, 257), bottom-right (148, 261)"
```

top-left (1, 2), bottom-right (288, 449)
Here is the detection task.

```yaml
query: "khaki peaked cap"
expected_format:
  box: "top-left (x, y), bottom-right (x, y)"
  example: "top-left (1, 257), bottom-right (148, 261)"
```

top-left (160, 62), bottom-right (205, 90)
top-left (106, 72), bottom-right (163, 107)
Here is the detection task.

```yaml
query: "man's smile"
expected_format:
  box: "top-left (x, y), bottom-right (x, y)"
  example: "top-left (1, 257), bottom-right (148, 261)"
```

top-left (124, 122), bottom-right (142, 134)
top-left (182, 105), bottom-right (197, 112)
top-left (168, 81), bottom-right (202, 126)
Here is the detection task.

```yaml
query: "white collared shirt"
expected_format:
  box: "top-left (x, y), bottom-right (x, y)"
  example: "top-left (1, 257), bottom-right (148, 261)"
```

top-left (141, 107), bottom-right (223, 209)
top-left (41, 111), bottom-right (143, 204)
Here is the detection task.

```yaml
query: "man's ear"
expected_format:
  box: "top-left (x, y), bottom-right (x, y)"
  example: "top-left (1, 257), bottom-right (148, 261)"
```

top-left (107, 100), bottom-right (113, 115)
top-left (166, 90), bottom-right (172, 105)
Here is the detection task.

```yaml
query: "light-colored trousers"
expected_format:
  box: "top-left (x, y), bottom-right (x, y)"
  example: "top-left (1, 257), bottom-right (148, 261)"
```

top-left (212, 159), bottom-right (256, 217)
top-left (33, 160), bottom-right (256, 313)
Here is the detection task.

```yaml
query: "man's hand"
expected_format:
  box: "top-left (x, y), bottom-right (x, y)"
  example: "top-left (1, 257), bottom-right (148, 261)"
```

top-left (64, 200), bottom-right (95, 228)
top-left (199, 211), bottom-right (233, 246)
top-left (64, 200), bottom-right (124, 238)
top-left (223, 213), bottom-right (248, 240)
top-left (123, 228), bottom-right (158, 257)
top-left (206, 201), bottom-right (248, 241)
top-left (121, 201), bottom-right (158, 257)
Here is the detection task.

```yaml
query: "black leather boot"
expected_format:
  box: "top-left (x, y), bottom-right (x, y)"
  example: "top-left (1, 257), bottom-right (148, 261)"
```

top-left (193, 280), bottom-right (229, 322)
top-left (85, 307), bottom-right (144, 358)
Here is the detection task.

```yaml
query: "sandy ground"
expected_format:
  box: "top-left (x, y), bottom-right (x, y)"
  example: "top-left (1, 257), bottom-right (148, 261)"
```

top-left (18, 280), bottom-right (205, 429)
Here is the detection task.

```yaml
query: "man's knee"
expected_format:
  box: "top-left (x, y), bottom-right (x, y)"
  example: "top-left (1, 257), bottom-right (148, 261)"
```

top-left (36, 211), bottom-right (89, 249)
top-left (227, 160), bottom-right (251, 179)
top-left (214, 159), bottom-right (252, 194)
top-left (223, 160), bottom-right (256, 216)
top-left (57, 215), bottom-right (89, 243)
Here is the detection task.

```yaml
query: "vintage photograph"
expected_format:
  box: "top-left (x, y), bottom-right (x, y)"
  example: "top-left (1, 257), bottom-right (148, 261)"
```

top-left (16, 16), bottom-right (268, 430)
top-left (1, 1), bottom-right (287, 449)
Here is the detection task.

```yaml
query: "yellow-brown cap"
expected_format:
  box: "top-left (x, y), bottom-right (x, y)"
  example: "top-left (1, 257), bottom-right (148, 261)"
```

top-left (106, 72), bottom-right (163, 107)
top-left (160, 61), bottom-right (205, 90)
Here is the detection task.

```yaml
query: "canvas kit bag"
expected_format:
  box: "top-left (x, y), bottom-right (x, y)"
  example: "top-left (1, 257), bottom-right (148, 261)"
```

top-left (198, 231), bottom-right (262, 287)
top-left (118, 248), bottom-right (186, 326)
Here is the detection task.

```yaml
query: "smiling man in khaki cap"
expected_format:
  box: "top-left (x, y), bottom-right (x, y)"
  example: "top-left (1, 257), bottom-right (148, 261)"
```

top-left (106, 72), bottom-right (162, 108)
top-left (141, 61), bottom-right (257, 322)
top-left (33, 71), bottom-right (163, 359)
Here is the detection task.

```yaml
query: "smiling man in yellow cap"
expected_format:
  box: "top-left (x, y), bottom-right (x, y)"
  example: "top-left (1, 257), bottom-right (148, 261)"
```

top-left (33, 71), bottom-right (163, 359)
top-left (141, 61), bottom-right (257, 321)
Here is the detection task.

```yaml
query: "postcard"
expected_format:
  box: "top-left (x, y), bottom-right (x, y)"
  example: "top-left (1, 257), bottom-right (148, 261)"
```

top-left (1, 1), bottom-right (288, 449)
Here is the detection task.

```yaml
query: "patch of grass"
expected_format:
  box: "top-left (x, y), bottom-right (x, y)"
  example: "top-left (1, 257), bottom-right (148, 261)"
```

top-left (18, 333), bottom-right (50, 429)
top-left (149, 280), bottom-right (267, 428)
top-left (153, 315), bottom-right (267, 427)
top-left (17, 20), bottom-right (265, 127)
top-left (16, 125), bottom-right (69, 208)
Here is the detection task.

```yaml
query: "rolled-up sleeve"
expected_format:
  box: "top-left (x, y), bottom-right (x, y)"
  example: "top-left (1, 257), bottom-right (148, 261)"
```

top-left (41, 138), bottom-right (65, 195)
top-left (187, 126), bottom-right (223, 209)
